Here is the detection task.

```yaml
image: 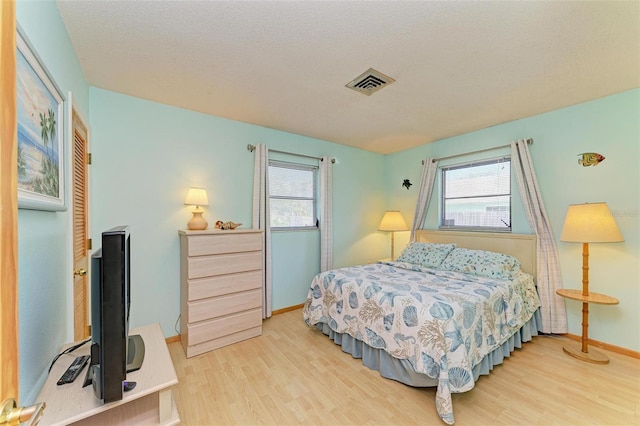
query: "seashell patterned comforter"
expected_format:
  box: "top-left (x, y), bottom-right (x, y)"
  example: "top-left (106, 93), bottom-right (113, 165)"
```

top-left (303, 261), bottom-right (540, 425)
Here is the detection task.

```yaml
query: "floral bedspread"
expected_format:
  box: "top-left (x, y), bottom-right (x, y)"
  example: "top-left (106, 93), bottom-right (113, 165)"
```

top-left (302, 261), bottom-right (540, 424)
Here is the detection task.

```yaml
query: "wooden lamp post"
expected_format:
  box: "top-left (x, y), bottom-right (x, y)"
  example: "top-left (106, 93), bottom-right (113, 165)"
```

top-left (556, 202), bottom-right (623, 364)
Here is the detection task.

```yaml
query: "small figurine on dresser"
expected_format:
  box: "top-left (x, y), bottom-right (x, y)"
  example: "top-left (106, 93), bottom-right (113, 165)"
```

top-left (215, 220), bottom-right (242, 230)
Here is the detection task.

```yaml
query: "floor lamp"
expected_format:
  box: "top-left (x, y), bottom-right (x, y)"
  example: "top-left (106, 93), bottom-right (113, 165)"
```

top-left (557, 202), bottom-right (623, 364)
top-left (378, 211), bottom-right (408, 260)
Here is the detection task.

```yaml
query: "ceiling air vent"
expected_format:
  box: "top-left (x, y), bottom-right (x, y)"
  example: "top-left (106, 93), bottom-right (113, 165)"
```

top-left (346, 68), bottom-right (395, 96)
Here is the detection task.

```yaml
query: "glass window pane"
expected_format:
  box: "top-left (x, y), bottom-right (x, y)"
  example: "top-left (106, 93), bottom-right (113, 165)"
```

top-left (441, 158), bottom-right (511, 230)
top-left (270, 199), bottom-right (315, 228)
top-left (269, 166), bottom-right (314, 198)
top-left (268, 161), bottom-right (318, 229)
top-left (445, 161), bottom-right (510, 198)
top-left (443, 196), bottom-right (511, 228)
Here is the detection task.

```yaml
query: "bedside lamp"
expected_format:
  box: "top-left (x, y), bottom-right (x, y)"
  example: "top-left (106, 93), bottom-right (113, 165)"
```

top-left (184, 187), bottom-right (209, 230)
top-left (378, 210), bottom-right (408, 260)
top-left (558, 202), bottom-right (623, 364)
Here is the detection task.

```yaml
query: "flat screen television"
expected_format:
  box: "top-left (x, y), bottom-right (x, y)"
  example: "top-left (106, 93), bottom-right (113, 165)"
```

top-left (87, 225), bottom-right (145, 403)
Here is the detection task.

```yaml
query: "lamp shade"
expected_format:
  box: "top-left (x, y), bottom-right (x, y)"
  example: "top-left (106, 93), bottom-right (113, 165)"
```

top-left (560, 202), bottom-right (623, 243)
top-left (378, 211), bottom-right (409, 231)
top-left (184, 187), bottom-right (209, 206)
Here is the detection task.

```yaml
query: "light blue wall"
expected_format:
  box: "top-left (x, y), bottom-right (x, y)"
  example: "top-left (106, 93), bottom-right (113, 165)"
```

top-left (16, 0), bottom-right (90, 404)
top-left (386, 89), bottom-right (640, 352)
top-left (88, 88), bottom-right (386, 337)
top-left (13, 1), bottom-right (639, 406)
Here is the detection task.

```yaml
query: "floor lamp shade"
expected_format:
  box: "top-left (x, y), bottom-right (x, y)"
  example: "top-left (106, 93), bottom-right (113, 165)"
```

top-left (184, 187), bottom-right (209, 230)
top-left (560, 202), bottom-right (623, 243)
top-left (378, 211), bottom-right (408, 260)
top-left (557, 202), bottom-right (623, 364)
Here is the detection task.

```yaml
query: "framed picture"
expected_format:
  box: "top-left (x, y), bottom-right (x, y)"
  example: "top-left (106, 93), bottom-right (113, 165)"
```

top-left (17, 26), bottom-right (66, 211)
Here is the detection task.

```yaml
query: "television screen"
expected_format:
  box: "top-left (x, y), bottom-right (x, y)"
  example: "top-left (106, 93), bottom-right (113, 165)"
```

top-left (87, 225), bottom-right (144, 403)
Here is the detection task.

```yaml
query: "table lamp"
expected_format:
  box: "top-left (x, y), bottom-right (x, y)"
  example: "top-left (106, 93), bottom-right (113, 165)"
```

top-left (378, 210), bottom-right (408, 260)
top-left (558, 202), bottom-right (623, 363)
top-left (184, 187), bottom-right (209, 230)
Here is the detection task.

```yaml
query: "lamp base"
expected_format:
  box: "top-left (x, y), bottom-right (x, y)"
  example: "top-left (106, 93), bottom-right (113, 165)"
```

top-left (562, 341), bottom-right (609, 364)
top-left (187, 211), bottom-right (208, 230)
top-left (390, 232), bottom-right (395, 260)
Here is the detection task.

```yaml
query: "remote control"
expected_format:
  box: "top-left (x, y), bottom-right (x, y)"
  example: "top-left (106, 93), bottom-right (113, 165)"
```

top-left (57, 355), bottom-right (90, 385)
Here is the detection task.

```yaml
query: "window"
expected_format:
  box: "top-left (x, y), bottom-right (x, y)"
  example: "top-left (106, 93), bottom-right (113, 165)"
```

top-left (440, 157), bottom-right (511, 231)
top-left (269, 160), bottom-right (318, 230)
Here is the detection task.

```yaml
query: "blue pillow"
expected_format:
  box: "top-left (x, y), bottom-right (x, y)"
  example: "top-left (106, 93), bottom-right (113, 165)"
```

top-left (396, 242), bottom-right (456, 268)
top-left (440, 248), bottom-right (521, 279)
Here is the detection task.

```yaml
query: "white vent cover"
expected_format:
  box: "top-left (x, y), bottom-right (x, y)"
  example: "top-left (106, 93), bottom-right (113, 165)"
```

top-left (346, 68), bottom-right (395, 96)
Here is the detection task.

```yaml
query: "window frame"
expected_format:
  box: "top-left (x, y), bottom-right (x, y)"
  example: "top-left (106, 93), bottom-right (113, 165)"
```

top-left (439, 156), bottom-right (512, 233)
top-left (268, 159), bottom-right (319, 231)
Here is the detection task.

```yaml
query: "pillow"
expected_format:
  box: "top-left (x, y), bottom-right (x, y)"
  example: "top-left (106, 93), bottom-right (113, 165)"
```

top-left (396, 242), bottom-right (456, 268)
top-left (440, 248), bottom-right (521, 279)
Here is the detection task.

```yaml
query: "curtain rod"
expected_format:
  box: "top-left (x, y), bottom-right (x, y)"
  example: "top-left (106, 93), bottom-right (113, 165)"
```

top-left (247, 144), bottom-right (335, 163)
top-left (422, 138), bottom-right (533, 164)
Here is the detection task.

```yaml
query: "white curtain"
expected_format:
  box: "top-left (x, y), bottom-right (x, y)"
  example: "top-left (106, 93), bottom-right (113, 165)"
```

top-left (252, 144), bottom-right (272, 319)
top-left (511, 140), bottom-right (567, 333)
top-left (319, 156), bottom-right (333, 271)
top-left (410, 158), bottom-right (439, 241)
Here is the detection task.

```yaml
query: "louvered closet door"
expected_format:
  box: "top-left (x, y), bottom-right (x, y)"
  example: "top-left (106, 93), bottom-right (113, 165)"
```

top-left (72, 109), bottom-right (90, 340)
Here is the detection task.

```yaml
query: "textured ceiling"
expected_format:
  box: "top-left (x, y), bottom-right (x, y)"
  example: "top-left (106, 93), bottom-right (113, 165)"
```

top-left (56, 1), bottom-right (639, 154)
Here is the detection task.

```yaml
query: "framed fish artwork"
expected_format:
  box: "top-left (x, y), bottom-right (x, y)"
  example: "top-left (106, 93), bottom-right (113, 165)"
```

top-left (578, 152), bottom-right (605, 167)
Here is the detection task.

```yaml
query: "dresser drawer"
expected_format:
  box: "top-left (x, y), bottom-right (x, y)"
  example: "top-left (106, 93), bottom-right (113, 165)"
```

top-left (188, 288), bottom-right (262, 323)
top-left (188, 251), bottom-right (262, 279)
top-left (187, 270), bottom-right (262, 301)
top-left (186, 232), bottom-right (262, 256)
top-left (184, 326), bottom-right (262, 358)
top-left (186, 308), bottom-right (262, 346)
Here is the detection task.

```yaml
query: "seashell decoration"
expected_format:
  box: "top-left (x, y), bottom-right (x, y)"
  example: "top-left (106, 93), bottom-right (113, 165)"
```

top-left (403, 305), bottom-right (418, 327)
top-left (447, 367), bottom-right (472, 388)
top-left (421, 353), bottom-right (440, 378)
top-left (429, 301), bottom-right (454, 320)
top-left (383, 313), bottom-right (395, 331)
top-left (348, 291), bottom-right (359, 309)
top-left (365, 328), bottom-right (387, 349)
top-left (214, 220), bottom-right (242, 230)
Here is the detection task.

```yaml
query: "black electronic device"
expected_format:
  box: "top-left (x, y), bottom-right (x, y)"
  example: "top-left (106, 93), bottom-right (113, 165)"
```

top-left (123, 381), bottom-right (137, 392)
top-left (56, 355), bottom-right (90, 385)
top-left (86, 226), bottom-right (145, 403)
top-left (126, 334), bottom-right (145, 373)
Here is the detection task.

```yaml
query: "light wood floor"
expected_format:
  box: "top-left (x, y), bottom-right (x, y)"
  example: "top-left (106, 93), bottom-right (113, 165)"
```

top-left (168, 309), bottom-right (640, 425)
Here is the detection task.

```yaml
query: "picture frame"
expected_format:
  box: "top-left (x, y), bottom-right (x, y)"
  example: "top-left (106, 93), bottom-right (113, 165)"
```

top-left (16, 26), bottom-right (66, 211)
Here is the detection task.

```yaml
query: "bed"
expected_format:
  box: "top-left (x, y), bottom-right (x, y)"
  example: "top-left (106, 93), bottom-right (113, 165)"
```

top-left (302, 230), bottom-right (542, 424)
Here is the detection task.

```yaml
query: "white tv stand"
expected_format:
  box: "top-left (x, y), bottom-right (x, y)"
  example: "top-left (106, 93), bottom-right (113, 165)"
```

top-left (37, 323), bottom-right (179, 425)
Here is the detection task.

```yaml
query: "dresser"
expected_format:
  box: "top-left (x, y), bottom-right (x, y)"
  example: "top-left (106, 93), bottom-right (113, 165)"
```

top-left (179, 229), bottom-right (263, 358)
